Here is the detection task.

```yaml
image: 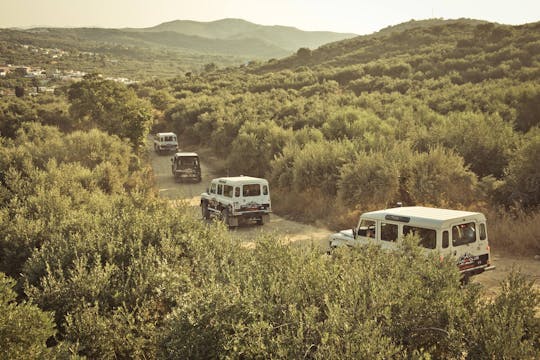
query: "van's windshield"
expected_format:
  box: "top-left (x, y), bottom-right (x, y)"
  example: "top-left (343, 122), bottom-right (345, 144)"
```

top-left (178, 156), bottom-right (198, 166)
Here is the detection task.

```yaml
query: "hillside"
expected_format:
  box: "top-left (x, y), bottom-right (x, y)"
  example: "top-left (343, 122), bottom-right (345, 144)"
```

top-left (0, 18), bottom-right (355, 67)
top-left (256, 18), bottom-right (540, 72)
top-left (150, 18), bottom-right (540, 227)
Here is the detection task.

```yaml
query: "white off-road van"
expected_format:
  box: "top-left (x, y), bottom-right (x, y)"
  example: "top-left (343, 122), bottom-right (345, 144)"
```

top-left (329, 206), bottom-right (495, 278)
top-left (200, 176), bottom-right (271, 227)
top-left (154, 132), bottom-right (178, 154)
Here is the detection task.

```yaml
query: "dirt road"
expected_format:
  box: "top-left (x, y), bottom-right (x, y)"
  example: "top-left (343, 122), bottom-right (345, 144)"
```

top-left (149, 143), bottom-right (332, 248)
top-left (149, 141), bottom-right (539, 301)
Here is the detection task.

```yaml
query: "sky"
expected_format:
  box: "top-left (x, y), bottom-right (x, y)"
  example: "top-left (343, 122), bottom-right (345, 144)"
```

top-left (1, 0), bottom-right (539, 35)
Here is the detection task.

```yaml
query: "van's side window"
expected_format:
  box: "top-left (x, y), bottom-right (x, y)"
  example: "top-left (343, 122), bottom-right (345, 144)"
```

top-left (452, 222), bottom-right (476, 246)
top-left (381, 223), bottom-right (398, 242)
top-left (235, 187), bottom-right (240, 197)
top-left (404, 225), bottom-right (436, 249)
top-left (223, 185), bottom-right (233, 198)
top-left (262, 185), bottom-right (268, 195)
top-left (243, 184), bottom-right (260, 197)
top-left (479, 223), bottom-right (487, 240)
top-left (442, 231), bottom-right (449, 248)
top-left (210, 183), bottom-right (216, 194)
top-left (217, 184), bottom-right (223, 195)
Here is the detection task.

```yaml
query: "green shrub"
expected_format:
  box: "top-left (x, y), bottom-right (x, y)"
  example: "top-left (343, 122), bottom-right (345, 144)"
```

top-left (0, 273), bottom-right (56, 360)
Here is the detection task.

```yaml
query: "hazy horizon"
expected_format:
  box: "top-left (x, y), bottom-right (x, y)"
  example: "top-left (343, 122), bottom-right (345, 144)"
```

top-left (1, 0), bottom-right (539, 35)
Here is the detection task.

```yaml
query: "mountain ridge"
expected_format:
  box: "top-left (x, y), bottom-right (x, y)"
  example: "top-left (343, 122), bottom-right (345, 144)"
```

top-left (1, 18), bottom-right (357, 60)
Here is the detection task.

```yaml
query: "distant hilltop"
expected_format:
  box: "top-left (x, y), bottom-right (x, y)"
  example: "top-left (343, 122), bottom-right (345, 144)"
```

top-left (130, 18), bottom-right (358, 52)
top-left (3, 18), bottom-right (357, 60)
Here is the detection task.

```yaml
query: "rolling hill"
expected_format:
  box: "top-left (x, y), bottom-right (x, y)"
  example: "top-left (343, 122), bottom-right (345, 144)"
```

top-left (1, 18), bottom-right (356, 61)
top-left (138, 18), bottom-right (357, 52)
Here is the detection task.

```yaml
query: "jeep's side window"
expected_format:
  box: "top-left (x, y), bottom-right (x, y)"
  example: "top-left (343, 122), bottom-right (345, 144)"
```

top-left (235, 187), bottom-right (240, 197)
top-left (217, 184), bottom-right (223, 195)
top-left (479, 223), bottom-right (487, 240)
top-left (442, 231), bottom-right (449, 248)
top-left (223, 185), bottom-right (233, 198)
top-left (381, 223), bottom-right (397, 242)
top-left (357, 219), bottom-right (376, 238)
top-left (404, 226), bottom-right (436, 249)
top-left (262, 185), bottom-right (268, 195)
top-left (210, 183), bottom-right (216, 194)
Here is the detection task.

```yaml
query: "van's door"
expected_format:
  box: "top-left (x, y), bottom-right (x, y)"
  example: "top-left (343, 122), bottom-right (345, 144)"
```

top-left (450, 221), bottom-right (489, 273)
top-left (240, 182), bottom-right (270, 211)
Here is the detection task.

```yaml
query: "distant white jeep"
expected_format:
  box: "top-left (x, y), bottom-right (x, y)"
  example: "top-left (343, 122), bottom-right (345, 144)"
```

top-left (200, 176), bottom-right (271, 227)
top-left (154, 132), bottom-right (178, 154)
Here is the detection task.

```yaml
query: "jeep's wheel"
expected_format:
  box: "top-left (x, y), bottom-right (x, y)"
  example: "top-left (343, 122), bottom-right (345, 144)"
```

top-left (201, 203), bottom-right (210, 219)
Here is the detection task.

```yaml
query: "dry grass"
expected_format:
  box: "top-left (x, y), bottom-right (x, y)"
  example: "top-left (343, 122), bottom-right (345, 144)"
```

top-left (483, 207), bottom-right (540, 256)
top-left (272, 187), bottom-right (369, 231)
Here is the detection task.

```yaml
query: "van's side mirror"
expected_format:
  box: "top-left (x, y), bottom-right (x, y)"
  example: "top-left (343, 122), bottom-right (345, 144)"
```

top-left (352, 228), bottom-right (357, 239)
top-left (206, 188), bottom-right (209, 194)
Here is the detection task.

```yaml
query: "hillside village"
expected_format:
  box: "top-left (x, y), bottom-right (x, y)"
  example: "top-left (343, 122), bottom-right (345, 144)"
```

top-left (0, 43), bottom-right (135, 96)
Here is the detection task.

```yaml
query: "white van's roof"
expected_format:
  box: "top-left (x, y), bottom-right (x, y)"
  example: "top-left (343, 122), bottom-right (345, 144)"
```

top-left (214, 176), bottom-right (268, 185)
top-left (174, 152), bottom-right (198, 157)
top-left (157, 132), bottom-right (176, 137)
top-left (362, 206), bottom-right (485, 227)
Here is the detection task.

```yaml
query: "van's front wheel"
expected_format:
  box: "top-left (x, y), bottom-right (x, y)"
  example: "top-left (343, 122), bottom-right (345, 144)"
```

top-left (221, 209), bottom-right (230, 226)
top-left (201, 203), bottom-right (210, 219)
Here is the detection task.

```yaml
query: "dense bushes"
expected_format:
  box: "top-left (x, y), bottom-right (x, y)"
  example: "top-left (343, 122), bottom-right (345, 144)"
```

top-left (159, 236), bottom-right (540, 359)
top-left (0, 120), bottom-right (538, 360)
top-left (0, 273), bottom-right (57, 360)
top-left (68, 75), bottom-right (153, 151)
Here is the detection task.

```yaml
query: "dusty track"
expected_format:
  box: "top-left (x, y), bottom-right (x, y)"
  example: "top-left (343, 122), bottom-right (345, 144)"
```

top-left (149, 141), bottom-right (332, 248)
top-left (148, 139), bottom-right (540, 302)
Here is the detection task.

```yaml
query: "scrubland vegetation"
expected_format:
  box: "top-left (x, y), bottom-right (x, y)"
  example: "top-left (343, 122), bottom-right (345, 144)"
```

top-left (1, 19), bottom-right (540, 358)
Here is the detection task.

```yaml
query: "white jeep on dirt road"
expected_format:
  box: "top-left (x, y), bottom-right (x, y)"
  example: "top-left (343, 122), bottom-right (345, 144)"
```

top-left (200, 176), bottom-right (271, 227)
top-left (154, 132), bottom-right (178, 154)
top-left (329, 206), bottom-right (495, 280)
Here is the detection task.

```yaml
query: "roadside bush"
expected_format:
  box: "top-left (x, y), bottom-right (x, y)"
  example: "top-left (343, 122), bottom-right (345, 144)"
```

top-left (160, 235), bottom-right (540, 359)
top-left (424, 112), bottom-right (516, 178)
top-left (404, 146), bottom-right (478, 207)
top-left (288, 139), bottom-right (357, 196)
top-left (500, 127), bottom-right (540, 207)
top-left (0, 273), bottom-right (56, 360)
top-left (338, 151), bottom-right (400, 209)
top-left (464, 271), bottom-right (540, 358)
top-left (226, 121), bottom-right (293, 177)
